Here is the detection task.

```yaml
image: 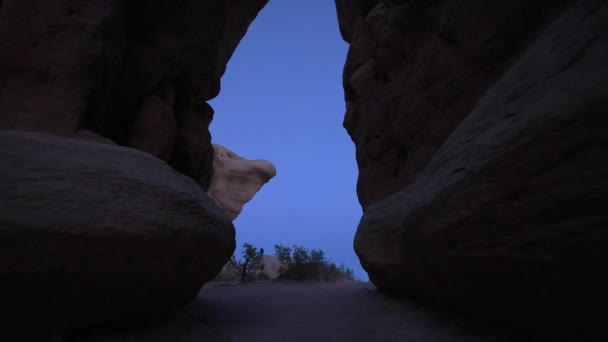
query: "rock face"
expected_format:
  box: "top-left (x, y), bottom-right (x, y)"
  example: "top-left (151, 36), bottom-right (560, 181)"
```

top-left (0, 130), bottom-right (235, 332)
top-left (128, 82), bottom-right (177, 162)
top-left (337, 0), bottom-right (608, 340)
top-left (0, 0), bottom-right (268, 191)
top-left (0, 0), bottom-right (268, 333)
top-left (208, 144), bottom-right (277, 220)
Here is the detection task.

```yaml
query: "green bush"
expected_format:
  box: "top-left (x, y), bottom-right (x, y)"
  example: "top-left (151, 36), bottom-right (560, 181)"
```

top-left (273, 244), bottom-right (355, 281)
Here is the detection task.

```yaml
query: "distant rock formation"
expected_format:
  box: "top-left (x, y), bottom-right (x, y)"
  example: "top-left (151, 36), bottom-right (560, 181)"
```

top-left (0, 130), bottom-right (235, 332)
top-left (215, 255), bottom-right (281, 281)
top-left (0, 0), bottom-right (268, 334)
top-left (260, 255), bottom-right (282, 279)
top-left (208, 144), bottom-right (277, 220)
top-left (336, 0), bottom-right (608, 340)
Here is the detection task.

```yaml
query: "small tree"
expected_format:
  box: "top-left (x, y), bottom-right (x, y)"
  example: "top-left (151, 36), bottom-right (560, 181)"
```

top-left (274, 244), bottom-right (292, 273)
top-left (291, 245), bottom-right (310, 265)
top-left (227, 243), bottom-right (264, 283)
top-left (310, 249), bottom-right (325, 264)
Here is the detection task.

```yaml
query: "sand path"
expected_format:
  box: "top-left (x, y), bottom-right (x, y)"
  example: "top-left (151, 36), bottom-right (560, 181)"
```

top-left (76, 281), bottom-right (514, 342)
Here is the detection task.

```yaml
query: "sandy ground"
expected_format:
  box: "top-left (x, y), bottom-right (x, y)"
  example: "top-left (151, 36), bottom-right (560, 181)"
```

top-left (35, 281), bottom-right (518, 342)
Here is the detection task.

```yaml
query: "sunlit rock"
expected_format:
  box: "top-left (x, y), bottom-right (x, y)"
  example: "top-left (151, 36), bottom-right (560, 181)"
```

top-left (208, 144), bottom-right (276, 220)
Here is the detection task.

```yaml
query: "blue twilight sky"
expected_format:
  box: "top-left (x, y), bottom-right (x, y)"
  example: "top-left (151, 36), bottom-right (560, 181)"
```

top-left (209, 1), bottom-right (367, 280)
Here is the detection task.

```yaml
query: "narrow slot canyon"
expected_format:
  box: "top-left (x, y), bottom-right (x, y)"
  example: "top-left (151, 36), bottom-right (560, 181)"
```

top-left (1, 1), bottom-right (607, 342)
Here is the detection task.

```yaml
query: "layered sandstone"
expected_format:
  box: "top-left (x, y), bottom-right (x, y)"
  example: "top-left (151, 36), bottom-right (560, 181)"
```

top-left (337, 0), bottom-right (608, 340)
top-left (208, 144), bottom-right (277, 220)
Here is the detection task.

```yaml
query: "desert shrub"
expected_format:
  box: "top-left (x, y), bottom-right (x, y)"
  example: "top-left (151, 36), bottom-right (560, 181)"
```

top-left (274, 244), bottom-right (292, 273)
top-left (338, 262), bottom-right (355, 279)
top-left (273, 244), bottom-right (355, 281)
top-left (218, 243), bottom-right (264, 283)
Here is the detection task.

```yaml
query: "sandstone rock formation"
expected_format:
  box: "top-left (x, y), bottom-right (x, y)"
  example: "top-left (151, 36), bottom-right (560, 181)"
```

top-left (208, 144), bottom-right (277, 220)
top-left (337, 0), bottom-right (608, 340)
top-left (260, 255), bottom-right (282, 279)
top-left (0, 0), bottom-right (268, 190)
top-left (0, 130), bottom-right (235, 332)
top-left (128, 82), bottom-right (177, 162)
top-left (0, 0), bottom-right (268, 334)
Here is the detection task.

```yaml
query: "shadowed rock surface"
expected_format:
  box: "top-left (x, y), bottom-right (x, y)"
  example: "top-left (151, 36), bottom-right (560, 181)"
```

top-left (128, 82), bottom-right (176, 162)
top-left (0, 0), bottom-right (268, 190)
top-left (0, 0), bottom-right (268, 333)
top-left (337, 0), bottom-right (608, 340)
top-left (208, 144), bottom-right (277, 220)
top-left (0, 130), bottom-right (235, 332)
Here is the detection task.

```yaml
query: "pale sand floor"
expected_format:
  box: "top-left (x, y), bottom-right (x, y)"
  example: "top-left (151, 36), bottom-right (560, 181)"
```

top-left (74, 280), bottom-right (517, 342)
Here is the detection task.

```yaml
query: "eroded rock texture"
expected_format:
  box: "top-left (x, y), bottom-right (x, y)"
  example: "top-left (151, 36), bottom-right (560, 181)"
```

top-left (337, 0), bottom-right (608, 340)
top-left (0, 130), bottom-right (235, 332)
top-left (0, 0), bottom-right (268, 334)
top-left (208, 144), bottom-right (277, 220)
top-left (0, 0), bottom-right (268, 190)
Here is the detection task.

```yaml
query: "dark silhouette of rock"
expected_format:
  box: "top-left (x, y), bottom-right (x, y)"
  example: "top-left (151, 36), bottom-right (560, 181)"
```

top-left (128, 82), bottom-right (176, 162)
top-left (171, 101), bottom-right (215, 190)
top-left (0, 130), bottom-right (236, 332)
top-left (337, 0), bottom-right (608, 340)
top-left (0, 0), bottom-right (268, 191)
top-left (0, 0), bottom-right (267, 334)
top-left (337, 1), bottom-right (577, 208)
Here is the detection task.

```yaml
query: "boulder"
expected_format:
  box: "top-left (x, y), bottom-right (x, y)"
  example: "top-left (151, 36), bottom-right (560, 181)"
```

top-left (260, 255), bottom-right (281, 280)
top-left (0, 130), bottom-right (235, 333)
top-left (208, 144), bottom-right (276, 220)
top-left (337, 0), bottom-right (608, 340)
